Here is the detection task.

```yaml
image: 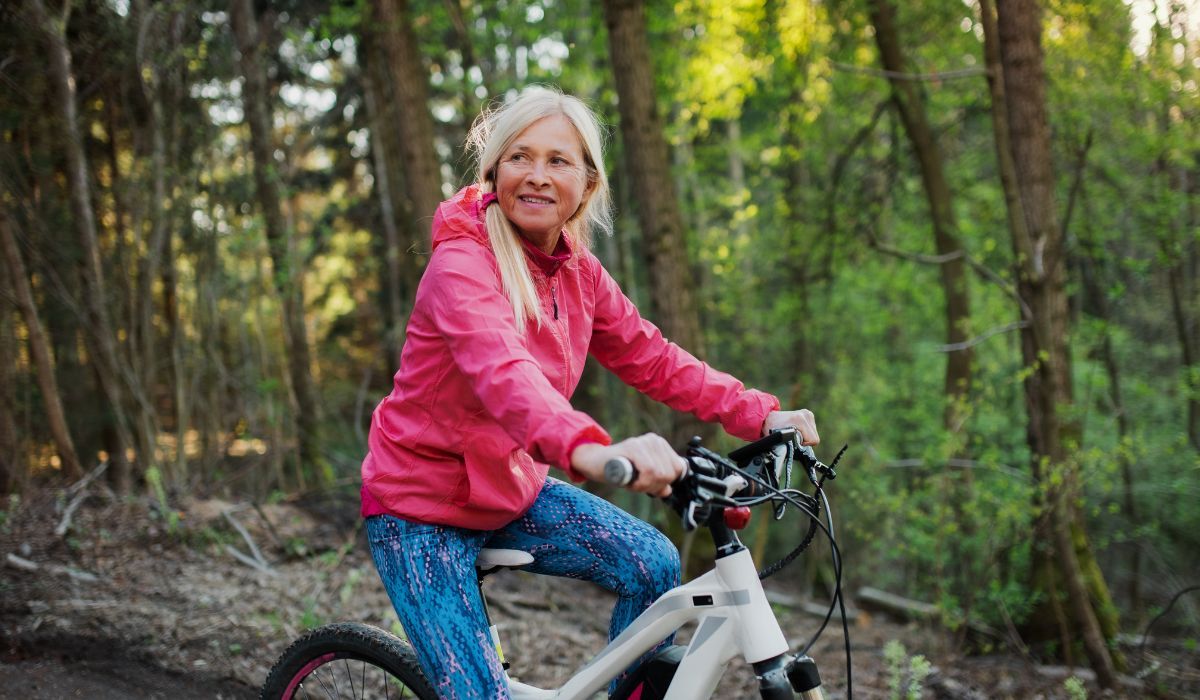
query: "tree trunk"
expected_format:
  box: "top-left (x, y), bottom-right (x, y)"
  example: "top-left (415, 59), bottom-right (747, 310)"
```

top-left (229, 0), bottom-right (326, 479)
top-left (375, 0), bottom-right (444, 238)
top-left (441, 0), bottom-right (487, 180)
top-left (602, 0), bottom-right (710, 446)
top-left (0, 208), bottom-right (84, 480)
top-left (981, 0), bottom-right (1118, 686)
top-left (0, 260), bottom-right (21, 493)
top-left (869, 0), bottom-right (973, 432)
top-left (1165, 229), bottom-right (1200, 452)
top-left (360, 29), bottom-right (410, 363)
top-left (27, 0), bottom-right (137, 491)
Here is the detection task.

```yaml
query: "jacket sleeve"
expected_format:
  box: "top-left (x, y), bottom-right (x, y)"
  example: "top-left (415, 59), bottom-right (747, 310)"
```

top-left (421, 239), bottom-right (610, 472)
top-left (586, 255), bottom-right (780, 442)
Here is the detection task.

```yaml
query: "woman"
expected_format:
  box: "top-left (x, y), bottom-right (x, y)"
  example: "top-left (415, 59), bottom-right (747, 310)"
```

top-left (361, 86), bottom-right (819, 699)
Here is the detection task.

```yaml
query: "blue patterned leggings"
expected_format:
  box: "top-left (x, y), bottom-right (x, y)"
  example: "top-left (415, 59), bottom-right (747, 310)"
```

top-left (366, 477), bottom-right (680, 699)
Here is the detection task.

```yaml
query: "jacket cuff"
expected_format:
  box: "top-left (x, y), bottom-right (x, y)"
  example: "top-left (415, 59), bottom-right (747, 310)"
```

top-left (561, 428), bottom-right (612, 483)
top-left (529, 413), bottom-right (611, 481)
top-left (720, 390), bottom-right (781, 442)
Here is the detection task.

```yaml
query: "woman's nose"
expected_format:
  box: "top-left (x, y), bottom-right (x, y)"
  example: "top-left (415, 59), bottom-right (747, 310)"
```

top-left (525, 161), bottom-right (550, 184)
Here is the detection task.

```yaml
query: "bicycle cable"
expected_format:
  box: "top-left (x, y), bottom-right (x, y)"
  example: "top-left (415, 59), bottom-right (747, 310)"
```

top-left (721, 457), bottom-right (853, 699)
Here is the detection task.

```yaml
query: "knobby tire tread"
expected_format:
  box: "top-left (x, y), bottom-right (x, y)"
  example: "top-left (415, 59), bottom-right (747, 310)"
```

top-left (261, 621), bottom-right (436, 700)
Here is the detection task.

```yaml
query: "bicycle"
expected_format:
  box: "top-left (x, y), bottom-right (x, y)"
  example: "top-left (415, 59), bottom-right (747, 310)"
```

top-left (260, 427), bottom-right (851, 699)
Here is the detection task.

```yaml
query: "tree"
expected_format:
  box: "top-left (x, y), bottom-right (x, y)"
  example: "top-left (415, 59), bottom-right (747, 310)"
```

top-left (229, 0), bottom-right (326, 478)
top-left (0, 207), bottom-right (83, 480)
top-left (981, 0), bottom-right (1119, 685)
top-left (602, 0), bottom-right (709, 444)
top-left (26, 0), bottom-right (138, 490)
top-left (867, 0), bottom-right (973, 432)
top-left (374, 0), bottom-right (443, 240)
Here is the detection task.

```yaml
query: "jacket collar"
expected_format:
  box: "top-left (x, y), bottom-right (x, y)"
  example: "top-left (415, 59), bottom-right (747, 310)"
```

top-left (519, 233), bottom-right (572, 277)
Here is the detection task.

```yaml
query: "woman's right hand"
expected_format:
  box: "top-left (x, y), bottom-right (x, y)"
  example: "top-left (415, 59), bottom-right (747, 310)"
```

top-left (570, 434), bottom-right (686, 498)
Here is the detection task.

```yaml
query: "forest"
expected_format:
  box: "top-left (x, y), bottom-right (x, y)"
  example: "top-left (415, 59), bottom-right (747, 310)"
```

top-left (0, 0), bottom-right (1197, 697)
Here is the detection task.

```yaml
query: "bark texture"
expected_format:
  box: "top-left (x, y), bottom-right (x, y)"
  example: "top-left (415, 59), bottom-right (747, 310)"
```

top-left (982, 0), bottom-right (1119, 686)
top-left (375, 0), bottom-right (444, 238)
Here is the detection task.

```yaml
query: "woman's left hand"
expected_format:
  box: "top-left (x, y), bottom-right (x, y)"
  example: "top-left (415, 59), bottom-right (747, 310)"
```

top-left (763, 409), bottom-right (819, 446)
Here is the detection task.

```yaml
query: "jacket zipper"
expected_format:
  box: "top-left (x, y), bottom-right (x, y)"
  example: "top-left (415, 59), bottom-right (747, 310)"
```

top-left (551, 280), bottom-right (558, 320)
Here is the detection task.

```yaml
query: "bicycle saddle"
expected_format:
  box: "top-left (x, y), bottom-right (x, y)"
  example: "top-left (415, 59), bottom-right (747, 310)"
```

top-left (476, 548), bottom-right (534, 573)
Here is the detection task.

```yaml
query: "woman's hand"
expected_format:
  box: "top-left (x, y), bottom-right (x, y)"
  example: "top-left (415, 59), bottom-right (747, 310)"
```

top-left (763, 409), bottom-right (820, 446)
top-left (570, 434), bottom-right (686, 498)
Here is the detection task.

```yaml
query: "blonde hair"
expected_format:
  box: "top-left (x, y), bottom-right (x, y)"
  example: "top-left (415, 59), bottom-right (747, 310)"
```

top-left (466, 86), bottom-right (612, 328)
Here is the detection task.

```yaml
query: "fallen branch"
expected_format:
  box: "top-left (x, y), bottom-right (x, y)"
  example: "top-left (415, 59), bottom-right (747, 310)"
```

top-left (857, 586), bottom-right (939, 620)
top-left (64, 460), bottom-right (109, 498)
top-left (46, 563), bottom-right (100, 583)
top-left (222, 508), bottom-right (270, 571)
top-left (225, 544), bottom-right (276, 576)
top-left (6, 553), bottom-right (38, 572)
top-left (766, 589), bottom-right (860, 621)
top-left (55, 490), bottom-right (89, 537)
top-left (56, 461), bottom-right (110, 537)
top-left (6, 553), bottom-right (101, 583)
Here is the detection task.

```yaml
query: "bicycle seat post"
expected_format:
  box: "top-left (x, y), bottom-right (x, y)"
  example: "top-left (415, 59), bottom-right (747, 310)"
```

top-left (474, 548), bottom-right (534, 672)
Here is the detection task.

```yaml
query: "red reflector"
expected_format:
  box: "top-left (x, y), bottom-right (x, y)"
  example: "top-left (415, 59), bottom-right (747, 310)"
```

top-left (723, 506), bottom-right (752, 530)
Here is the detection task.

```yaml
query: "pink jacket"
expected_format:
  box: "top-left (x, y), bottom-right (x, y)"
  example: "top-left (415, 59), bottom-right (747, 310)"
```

top-left (361, 185), bottom-right (780, 529)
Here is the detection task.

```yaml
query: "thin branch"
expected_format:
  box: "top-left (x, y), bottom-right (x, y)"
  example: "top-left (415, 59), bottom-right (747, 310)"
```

top-left (64, 460), bottom-right (110, 498)
top-left (936, 321), bottom-right (1029, 352)
top-left (826, 99), bottom-right (889, 237)
top-left (883, 457), bottom-right (1029, 481)
top-left (867, 236), bottom-right (965, 264)
top-left (833, 61), bottom-right (989, 82)
top-left (865, 225), bottom-right (1035, 322)
top-left (222, 508), bottom-right (271, 571)
top-left (1061, 128), bottom-right (1095, 242)
top-left (225, 544), bottom-right (275, 575)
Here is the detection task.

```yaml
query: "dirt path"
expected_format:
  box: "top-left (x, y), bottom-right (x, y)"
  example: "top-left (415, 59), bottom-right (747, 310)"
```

top-left (0, 491), bottom-right (1167, 699)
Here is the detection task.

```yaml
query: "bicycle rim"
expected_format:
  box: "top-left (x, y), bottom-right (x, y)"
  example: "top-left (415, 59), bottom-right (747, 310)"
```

top-left (281, 651), bottom-right (423, 699)
top-left (262, 622), bottom-right (436, 700)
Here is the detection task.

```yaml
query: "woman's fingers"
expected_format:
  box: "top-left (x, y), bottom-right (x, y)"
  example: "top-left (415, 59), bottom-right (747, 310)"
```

top-left (764, 409), bottom-right (820, 446)
top-left (621, 433), bottom-right (683, 497)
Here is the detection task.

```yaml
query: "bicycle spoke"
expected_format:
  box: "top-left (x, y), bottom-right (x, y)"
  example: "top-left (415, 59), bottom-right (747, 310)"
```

top-left (344, 658), bottom-right (356, 698)
top-left (312, 664), bottom-right (338, 699)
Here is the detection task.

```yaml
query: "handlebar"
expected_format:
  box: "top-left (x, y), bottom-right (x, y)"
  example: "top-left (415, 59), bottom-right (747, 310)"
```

top-left (603, 430), bottom-right (840, 532)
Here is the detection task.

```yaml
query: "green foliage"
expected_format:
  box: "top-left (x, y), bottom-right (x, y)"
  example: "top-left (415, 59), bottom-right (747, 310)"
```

top-left (1063, 675), bottom-right (1088, 700)
top-left (145, 468), bottom-right (181, 535)
top-left (883, 639), bottom-right (932, 700)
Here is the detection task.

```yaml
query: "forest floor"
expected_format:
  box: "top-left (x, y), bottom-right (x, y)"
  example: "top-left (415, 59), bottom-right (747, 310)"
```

top-left (0, 486), bottom-right (1188, 700)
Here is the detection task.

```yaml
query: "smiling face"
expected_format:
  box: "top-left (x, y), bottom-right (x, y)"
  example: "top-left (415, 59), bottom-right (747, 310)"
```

top-left (493, 115), bottom-right (592, 253)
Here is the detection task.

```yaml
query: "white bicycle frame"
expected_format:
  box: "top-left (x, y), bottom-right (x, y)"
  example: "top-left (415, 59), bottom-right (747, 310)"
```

top-left (494, 545), bottom-right (823, 700)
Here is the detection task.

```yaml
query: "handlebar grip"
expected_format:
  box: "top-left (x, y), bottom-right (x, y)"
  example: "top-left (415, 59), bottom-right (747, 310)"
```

top-left (604, 457), bottom-right (637, 486)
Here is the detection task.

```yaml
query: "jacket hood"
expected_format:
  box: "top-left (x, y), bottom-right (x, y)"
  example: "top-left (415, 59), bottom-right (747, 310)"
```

top-left (431, 185), bottom-right (490, 251)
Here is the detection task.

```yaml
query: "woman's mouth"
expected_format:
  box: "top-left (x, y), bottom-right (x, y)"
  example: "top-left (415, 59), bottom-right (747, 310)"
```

top-left (519, 195), bottom-right (554, 206)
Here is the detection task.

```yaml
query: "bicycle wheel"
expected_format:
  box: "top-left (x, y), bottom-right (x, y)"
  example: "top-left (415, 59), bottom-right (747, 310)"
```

top-left (261, 622), bottom-right (437, 700)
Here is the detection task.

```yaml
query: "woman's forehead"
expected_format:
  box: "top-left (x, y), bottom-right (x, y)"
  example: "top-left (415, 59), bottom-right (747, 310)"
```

top-left (508, 115), bottom-right (584, 154)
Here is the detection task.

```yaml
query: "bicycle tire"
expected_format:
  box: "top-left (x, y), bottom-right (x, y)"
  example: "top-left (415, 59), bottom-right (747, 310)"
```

top-left (261, 621), bottom-right (437, 700)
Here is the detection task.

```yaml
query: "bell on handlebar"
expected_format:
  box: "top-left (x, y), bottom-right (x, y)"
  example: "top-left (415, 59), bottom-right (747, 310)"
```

top-left (723, 506), bottom-right (752, 530)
